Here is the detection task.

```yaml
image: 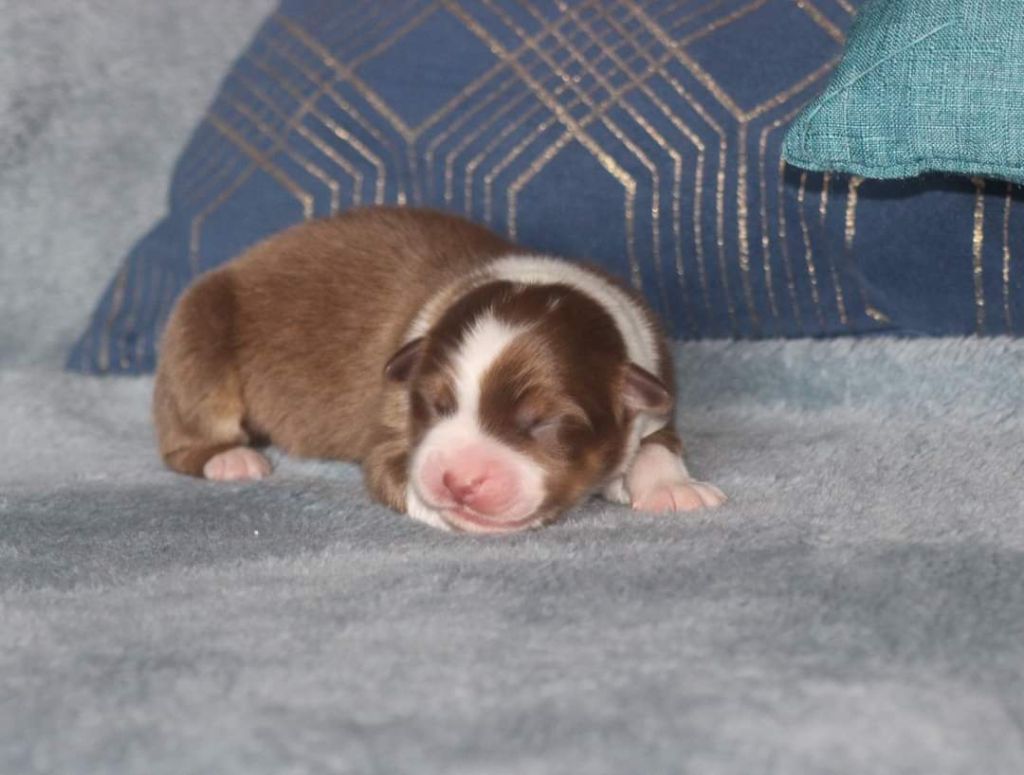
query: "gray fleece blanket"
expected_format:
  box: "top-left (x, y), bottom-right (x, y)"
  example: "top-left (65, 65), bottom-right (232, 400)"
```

top-left (3, 1), bottom-right (1024, 771)
top-left (3, 338), bottom-right (1024, 774)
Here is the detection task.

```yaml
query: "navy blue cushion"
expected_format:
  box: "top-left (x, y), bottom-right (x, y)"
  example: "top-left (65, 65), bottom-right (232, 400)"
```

top-left (69, 0), bottom-right (1024, 374)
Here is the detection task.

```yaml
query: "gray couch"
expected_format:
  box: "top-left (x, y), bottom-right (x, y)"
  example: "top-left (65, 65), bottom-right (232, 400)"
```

top-left (3, 3), bottom-right (1024, 773)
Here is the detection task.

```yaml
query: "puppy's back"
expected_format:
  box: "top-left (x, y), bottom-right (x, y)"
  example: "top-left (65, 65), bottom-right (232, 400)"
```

top-left (155, 208), bottom-right (514, 465)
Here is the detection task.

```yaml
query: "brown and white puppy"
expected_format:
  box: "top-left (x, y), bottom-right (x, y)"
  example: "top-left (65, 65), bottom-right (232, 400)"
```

top-left (153, 207), bottom-right (725, 533)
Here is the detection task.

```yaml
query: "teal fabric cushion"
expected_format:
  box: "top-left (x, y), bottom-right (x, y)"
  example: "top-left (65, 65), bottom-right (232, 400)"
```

top-left (784, 0), bottom-right (1024, 183)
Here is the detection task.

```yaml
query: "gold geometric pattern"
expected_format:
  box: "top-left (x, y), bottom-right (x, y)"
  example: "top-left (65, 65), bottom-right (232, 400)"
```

top-left (193, 0), bottom-right (860, 336)
top-left (70, 0), bottom-right (1024, 373)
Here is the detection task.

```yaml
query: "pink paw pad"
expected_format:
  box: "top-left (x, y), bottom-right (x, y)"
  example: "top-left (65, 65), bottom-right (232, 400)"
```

top-left (203, 447), bottom-right (272, 482)
top-left (632, 481), bottom-right (727, 514)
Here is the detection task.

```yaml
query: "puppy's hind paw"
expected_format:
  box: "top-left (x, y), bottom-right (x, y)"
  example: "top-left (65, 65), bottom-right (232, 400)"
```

top-left (203, 447), bottom-right (272, 482)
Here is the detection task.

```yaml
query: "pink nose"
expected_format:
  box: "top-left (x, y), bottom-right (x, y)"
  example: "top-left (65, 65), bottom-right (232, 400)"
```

top-left (442, 470), bottom-right (486, 504)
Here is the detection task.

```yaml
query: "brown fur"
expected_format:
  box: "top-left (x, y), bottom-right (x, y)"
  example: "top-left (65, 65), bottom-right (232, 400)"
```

top-left (155, 208), bottom-right (509, 493)
top-left (154, 206), bottom-right (685, 523)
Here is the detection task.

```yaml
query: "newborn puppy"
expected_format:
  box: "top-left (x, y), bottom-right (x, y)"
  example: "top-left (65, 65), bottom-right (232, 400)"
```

top-left (154, 207), bottom-right (725, 533)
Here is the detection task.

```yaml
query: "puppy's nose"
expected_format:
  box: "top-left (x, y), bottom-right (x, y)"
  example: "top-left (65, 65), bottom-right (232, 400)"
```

top-left (442, 470), bottom-right (485, 504)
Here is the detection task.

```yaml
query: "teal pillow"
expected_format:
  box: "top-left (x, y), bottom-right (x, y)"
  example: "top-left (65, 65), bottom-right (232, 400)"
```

top-left (784, 0), bottom-right (1024, 183)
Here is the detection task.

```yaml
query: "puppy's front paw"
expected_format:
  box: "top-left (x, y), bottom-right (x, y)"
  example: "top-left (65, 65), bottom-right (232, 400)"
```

top-left (203, 447), bottom-right (272, 481)
top-left (626, 442), bottom-right (726, 514)
top-left (631, 480), bottom-right (726, 513)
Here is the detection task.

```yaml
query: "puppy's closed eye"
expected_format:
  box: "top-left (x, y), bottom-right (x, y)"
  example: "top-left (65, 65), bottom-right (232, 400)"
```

top-left (514, 404), bottom-right (547, 435)
top-left (430, 394), bottom-right (456, 417)
top-left (412, 385), bottom-right (457, 422)
top-left (516, 409), bottom-right (559, 442)
top-left (515, 402), bottom-right (589, 447)
top-left (530, 418), bottom-right (564, 447)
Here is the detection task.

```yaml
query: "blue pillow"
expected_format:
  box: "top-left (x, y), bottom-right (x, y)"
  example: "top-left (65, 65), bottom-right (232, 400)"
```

top-left (68, 0), bottom-right (1024, 374)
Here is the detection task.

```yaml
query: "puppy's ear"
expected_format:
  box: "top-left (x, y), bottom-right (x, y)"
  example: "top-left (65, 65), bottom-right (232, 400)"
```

top-left (622, 363), bottom-right (672, 416)
top-left (384, 337), bottom-right (424, 382)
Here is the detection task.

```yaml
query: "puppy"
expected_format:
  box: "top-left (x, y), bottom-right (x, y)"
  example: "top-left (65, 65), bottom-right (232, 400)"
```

top-left (153, 207), bottom-right (725, 533)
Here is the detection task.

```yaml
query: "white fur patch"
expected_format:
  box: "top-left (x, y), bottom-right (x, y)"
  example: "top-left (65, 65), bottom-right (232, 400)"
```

top-left (626, 443), bottom-right (692, 495)
top-left (602, 474), bottom-right (631, 505)
top-left (486, 255), bottom-right (659, 373)
top-left (405, 486), bottom-right (451, 530)
top-left (449, 312), bottom-right (525, 419)
top-left (406, 254), bottom-right (661, 376)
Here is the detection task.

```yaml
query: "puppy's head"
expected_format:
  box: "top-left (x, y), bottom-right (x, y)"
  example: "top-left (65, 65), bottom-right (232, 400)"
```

top-left (385, 281), bottom-right (671, 534)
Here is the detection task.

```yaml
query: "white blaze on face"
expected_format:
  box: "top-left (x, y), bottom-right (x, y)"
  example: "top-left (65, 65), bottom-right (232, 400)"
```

top-left (405, 312), bottom-right (548, 531)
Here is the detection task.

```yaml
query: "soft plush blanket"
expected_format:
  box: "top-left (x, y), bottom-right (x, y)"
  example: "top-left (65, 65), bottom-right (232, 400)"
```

top-left (3, 1), bottom-right (1023, 771)
top-left (3, 338), bottom-right (1023, 774)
